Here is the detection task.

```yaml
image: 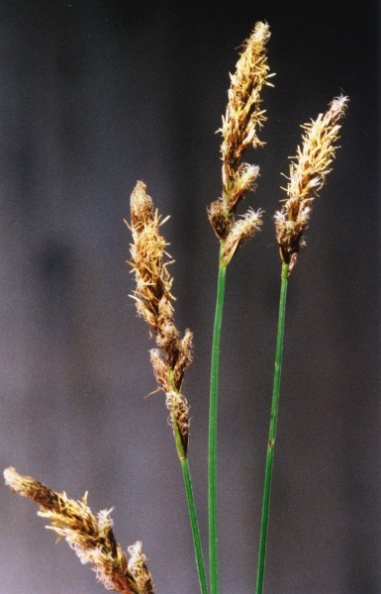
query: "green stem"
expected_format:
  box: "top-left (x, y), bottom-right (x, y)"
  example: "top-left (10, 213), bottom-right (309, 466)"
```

top-left (255, 261), bottom-right (289, 594)
top-left (180, 454), bottom-right (209, 594)
top-left (169, 376), bottom-right (208, 594)
top-left (208, 246), bottom-right (227, 594)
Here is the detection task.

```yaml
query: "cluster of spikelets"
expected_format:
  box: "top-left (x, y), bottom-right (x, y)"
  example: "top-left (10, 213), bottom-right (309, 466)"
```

top-left (127, 181), bottom-right (193, 456)
top-left (275, 94), bottom-right (349, 271)
top-left (3, 467), bottom-right (154, 594)
top-left (208, 21), bottom-right (273, 264)
top-left (208, 20), bottom-right (348, 273)
top-left (3, 20), bottom-right (348, 594)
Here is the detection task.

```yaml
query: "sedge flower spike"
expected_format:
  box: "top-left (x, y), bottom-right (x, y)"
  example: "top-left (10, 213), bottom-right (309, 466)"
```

top-left (3, 467), bottom-right (154, 594)
top-left (275, 94), bottom-right (349, 272)
top-left (127, 181), bottom-right (192, 453)
top-left (128, 182), bottom-right (208, 594)
top-left (221, 21), bottom-right (272, 202)
top-left (209, 21), bottom-right (273, 262)
top-left (221, 208), bottom-right (264, 266)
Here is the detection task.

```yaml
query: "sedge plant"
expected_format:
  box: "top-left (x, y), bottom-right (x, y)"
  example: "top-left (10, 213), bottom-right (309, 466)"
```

top-left (3, 22), bottom-right (348, 594)
top-left (256, 94), bottom-right (348, 594)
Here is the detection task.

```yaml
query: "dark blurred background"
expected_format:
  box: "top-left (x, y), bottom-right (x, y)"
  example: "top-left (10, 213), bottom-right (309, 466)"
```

top-left (0, 1), bottom-right (379, 593)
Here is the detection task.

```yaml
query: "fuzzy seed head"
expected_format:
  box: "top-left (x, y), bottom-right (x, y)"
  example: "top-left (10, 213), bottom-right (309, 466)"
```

top-left (221, 208), bottom-right (263, 265)
top-left (220, 21), bottom-right (272, 208)
top-left (275, 95), bottom-right (349, 270)
top-left (128, 182), bottom-right (192, 451)
top-left (165, 391), bottom-right (190, 454)
top-left (128, 541), bottom-right (155, 594)
top-left (227, 163), bottom-right (260, 211)
top-left (208, 199), bottom-right (231, 240)
top-left (209, 22), bottom-right (271, 250)
top-left (4, 467), bottom-right (153, 594)
top-left (128, 182), bottom-right (175, 338)
top-left (129, 181), bottom-right (193, 387)
top-left (173, 328), bottom-right (194, 389)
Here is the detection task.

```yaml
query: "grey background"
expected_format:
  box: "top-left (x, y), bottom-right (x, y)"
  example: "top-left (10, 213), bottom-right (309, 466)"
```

top-left (0, 1), bottom-right (379, 593)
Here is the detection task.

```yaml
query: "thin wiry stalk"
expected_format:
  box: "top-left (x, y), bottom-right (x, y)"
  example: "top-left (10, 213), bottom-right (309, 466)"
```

top-left (181, 453), bottom-right (209, 594)
top-left (208, 248), bottom-right (227, 594)
top-left (207, 23), bottom-right (271, 594)
top-left (169, 372), bottom-right (208, 594)
top-left (256, 95), bottom-right (349, 593)
top-left (255, 261), bottom-right (288, 594)
top-left (207, 24), bottom-right (271, 594)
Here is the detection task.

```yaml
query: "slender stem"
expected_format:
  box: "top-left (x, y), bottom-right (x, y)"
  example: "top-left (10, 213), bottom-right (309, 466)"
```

top-left (169, 376), bottom-right (208, 594)
top-left (255, 261), bottom-right (289, 594)
top-left (180, 454), bottom-right (209, 594)
top-left (208, 246), bottom-right (227, 594)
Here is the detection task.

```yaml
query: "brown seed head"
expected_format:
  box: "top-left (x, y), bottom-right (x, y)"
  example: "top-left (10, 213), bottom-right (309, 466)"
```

top-left (128, 182), bottom-right (192, 452)
top-left (128, 181), bottom-right (193, 384)
top-left (220, 21), bottom-right (272, 212)
top-left (4, 467), bottom-right (153, 594)
top-left (128, 181), bottom-right (174, 337)
top-left (275, 95), bottom-right (349, 271)
top-left (165, 391), bottom-right (190, 455)
top-left (128, 541), bottom-right (155, 594)
top-left (221, 208), bottom-right (263, 265)
top-left (209, 22), bottom-right (271, 254)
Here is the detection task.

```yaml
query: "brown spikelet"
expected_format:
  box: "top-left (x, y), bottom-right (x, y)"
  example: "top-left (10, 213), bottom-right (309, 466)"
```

top-left (166, 391), bottom-right (190, 454)
top-left (128, 181), bottom-right (192, 453)
top-left (221, 208), bottom-right (263, 265)
top-left (128, 542), bottom-right (155, 594)
top-left (275, 95), bottom-right (349, 272)
top-left (128, 181), bottom-right (193, 384)
top-left (221, 22), bottom-right (272, 197)
top-left (208, 199), bottom-right (230, 241)
top-left (209, 22), bottom-right (272, 258)
top-left (4, 467), bottom-right (154, 594)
